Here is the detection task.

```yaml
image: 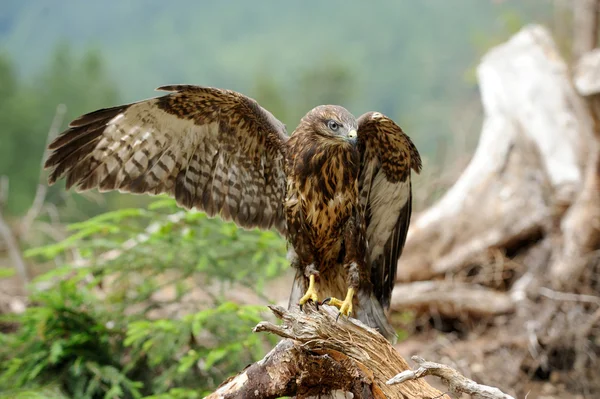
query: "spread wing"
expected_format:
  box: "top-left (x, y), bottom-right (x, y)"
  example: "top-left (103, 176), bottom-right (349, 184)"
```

top-left (45, 85), bottom-right (289, 235)
top-left (357, 112), bottom-right (422, 309)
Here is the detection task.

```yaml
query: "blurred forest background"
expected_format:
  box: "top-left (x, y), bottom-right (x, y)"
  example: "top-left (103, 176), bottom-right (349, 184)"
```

top-left (1, 1), bottom-right (595, 399)
top-left (0, 0), bottom-right (556, 216)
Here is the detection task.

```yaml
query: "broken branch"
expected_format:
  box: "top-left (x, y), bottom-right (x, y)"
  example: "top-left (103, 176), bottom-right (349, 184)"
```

top-left (387, 356), bottom-right (515, 399)
top-left (207, 304), bottom-right (443, 399)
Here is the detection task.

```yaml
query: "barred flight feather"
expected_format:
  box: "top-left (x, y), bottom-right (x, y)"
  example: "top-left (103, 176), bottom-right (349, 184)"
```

top-left (44, 85), bottom-right (289, 235)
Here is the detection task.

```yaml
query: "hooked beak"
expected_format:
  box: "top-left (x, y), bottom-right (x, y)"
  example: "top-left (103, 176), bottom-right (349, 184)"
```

top-left (347, 129), bottom-right (357, 140)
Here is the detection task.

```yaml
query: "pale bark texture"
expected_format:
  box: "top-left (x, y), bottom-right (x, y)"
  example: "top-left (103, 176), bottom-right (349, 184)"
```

top-left (388, 356), bottom-right (515, 399)
top-left (572, 0), bottom-right (599, 60)
top-left (397, 25), bottom-right (593, 284)
top-left (391, 281), bottom-right (515, 318)
top-left (552, 48), bottom-right (600, 287)
top-left (206, 304), bottom-right (443, 399)
top-left (390, 24), bottom-right (600, 396)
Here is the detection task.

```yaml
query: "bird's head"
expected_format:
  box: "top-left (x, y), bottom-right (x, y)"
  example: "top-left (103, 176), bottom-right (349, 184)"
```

top-left (296, 105), bottom-right (358, 144)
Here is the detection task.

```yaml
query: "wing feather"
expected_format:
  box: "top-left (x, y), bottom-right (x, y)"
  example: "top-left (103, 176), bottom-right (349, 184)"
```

top-left (357, 112), bottom-right (422, 309)
top-left (45, 85), bottom-right (289, 235)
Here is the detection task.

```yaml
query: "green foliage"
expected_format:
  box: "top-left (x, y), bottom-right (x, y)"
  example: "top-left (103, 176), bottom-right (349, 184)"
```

top-left (0, 384), bottom-right (70, 399)
top-left (1, 198), bottom-right (286, 398)
top-left (0, 280), bottom-right (143, 399)
top-left (0, 268), bottom-right (15, 278)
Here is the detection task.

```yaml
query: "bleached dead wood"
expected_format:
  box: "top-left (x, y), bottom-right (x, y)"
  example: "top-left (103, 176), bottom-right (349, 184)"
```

top-left (397, 25), bottom-right (594, 282)
top-left (387, 24), bottom-right (600, 396)
top-left (572, 0), bottom-right (599, 60)
top-left (574, 48), bottom-right (600, 96)
top-left (551, 48), bottom-right (600, 287)
top-left (19, 104), bottom-right (66, 238)
top-left (391, 281), bottom-right (515, 318)
top-left (0, 211), bottom-right (29, 284)
top-left (388, 356), bottom-right (515, 399)
top-left (206, 304), bottom-right (443, 399)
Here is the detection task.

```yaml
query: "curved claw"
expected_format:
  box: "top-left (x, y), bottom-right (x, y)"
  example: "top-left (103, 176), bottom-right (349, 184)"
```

top-left (298, 275), bottom-right (319, 312)
top-left (321, 289), bottom-right (354, 319)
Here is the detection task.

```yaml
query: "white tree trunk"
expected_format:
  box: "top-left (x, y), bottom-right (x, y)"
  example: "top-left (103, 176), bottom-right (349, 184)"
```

top-left (551, 49), bottom-right (600, 286)
top-left (572, 0), bottom-right (599, 60)
top-left (397, 25), bottom-right (594, 282)
top-left (389, 25), bottom-right (600, 396)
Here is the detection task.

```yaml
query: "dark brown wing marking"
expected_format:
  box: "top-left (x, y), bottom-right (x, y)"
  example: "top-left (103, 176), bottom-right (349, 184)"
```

top-left (45, 85), bottom-right (289, 235)
top-left (357, 111), bottom-right (422, 309)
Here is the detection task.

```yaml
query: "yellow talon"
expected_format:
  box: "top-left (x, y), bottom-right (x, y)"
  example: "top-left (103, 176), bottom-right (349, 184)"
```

top-left (324, 288), bottom-right (355, 317)
top-left (298, 275), bottom-right (319, 308)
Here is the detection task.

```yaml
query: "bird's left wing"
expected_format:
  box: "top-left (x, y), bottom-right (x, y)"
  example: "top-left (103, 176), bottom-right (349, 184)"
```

top-left (357, 112), bottom-right (422, 309)
top-left (44, 85), bottom-right (290, 235)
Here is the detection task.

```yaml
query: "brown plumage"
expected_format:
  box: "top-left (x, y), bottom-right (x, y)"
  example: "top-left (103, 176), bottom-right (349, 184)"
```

top-left (285, 106), bottom-right (359, 267)
top-left (357, 112), bottom-right (422, 310)
top-left (44, 86), bottom-right (422, 342)
top-left (46, 85), bottom-right (288, 234)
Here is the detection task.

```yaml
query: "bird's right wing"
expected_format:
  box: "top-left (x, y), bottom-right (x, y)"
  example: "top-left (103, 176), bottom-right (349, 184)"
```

top-left (357, 112), bottom-right (422, 309)
top-left (45, 85), bottom-right (290, 235)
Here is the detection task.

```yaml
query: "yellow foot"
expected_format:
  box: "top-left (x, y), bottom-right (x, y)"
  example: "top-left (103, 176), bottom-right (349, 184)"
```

top-left (298, 274), bottom-right (319, 311)
top-left (322, 288), bottom-right (355, 319)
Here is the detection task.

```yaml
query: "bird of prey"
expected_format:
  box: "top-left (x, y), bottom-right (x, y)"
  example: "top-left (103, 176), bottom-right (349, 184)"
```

top-left (44, 85), bottom-right (421, 342)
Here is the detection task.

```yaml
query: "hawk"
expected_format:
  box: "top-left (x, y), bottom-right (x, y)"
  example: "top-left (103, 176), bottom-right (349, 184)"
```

top-left (44, 85), bottom-right (421, 342)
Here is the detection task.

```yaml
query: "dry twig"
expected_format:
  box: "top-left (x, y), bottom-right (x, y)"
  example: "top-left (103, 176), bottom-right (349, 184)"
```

top-left (20, 104), bottom-right (67, 237)
top-left (0, 177), bottom-right (29, 284)
top-left (387, 356), bottom-right (515, 399)
top-left (391, 281), bottom-right (515, 317)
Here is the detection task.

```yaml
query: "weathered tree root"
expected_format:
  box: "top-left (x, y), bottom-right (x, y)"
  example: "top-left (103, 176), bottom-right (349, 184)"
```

top-left (388, 356), bottom-right (515, 399)
top-left (206, 305), bottom-right (513, 398)
top-left (391, 281), bottom-right (515, 318)
top-left (206, 304), bottom-right (442, 399)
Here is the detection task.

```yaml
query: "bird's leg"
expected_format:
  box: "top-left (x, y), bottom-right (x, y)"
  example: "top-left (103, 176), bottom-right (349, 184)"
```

top-left (321, 214), bottom-right (363, 319)
top-left (298, 263), bottom-right (319, 311)
top-left (298, 273), bottom-right (319, 311)
top-left (290, 226), bottom-right (320, 311)
top-left (321, 261), bottom-right (358, 318)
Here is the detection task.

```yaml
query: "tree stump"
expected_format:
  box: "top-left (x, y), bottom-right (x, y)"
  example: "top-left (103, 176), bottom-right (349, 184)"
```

top-left (397, 25), bottom-right (593, 284)
top-left (389, 24), bottom-right (600, 396)
top-left (206, 304), bottom-right (442, 399)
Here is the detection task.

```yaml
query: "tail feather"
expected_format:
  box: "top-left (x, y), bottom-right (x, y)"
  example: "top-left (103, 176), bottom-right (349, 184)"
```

top-left (356, 290), bottom-right (397, 344)
top-left (288, 269), bottom-right (305, 311)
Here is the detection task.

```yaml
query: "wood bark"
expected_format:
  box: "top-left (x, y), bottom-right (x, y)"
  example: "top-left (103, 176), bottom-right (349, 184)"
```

top-left (206, 304), bottom-right (443, 399)
top-left (388, 356), bottom-right (515, 399)
top-left (390, 281), bottom-right (515, 318)
top-left (552, 48), bottom-right (600, 287)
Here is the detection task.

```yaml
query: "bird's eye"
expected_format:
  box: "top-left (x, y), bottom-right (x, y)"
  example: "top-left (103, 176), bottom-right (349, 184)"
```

top-left (327, 120), bottom-right (340, 131)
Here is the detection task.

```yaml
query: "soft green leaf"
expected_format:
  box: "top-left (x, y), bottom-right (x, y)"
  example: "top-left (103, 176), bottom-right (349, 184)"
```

top-left (0, 267), bottom-right (16, 279)
top-left (202, 347), bottom-right (228, 370)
